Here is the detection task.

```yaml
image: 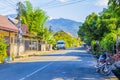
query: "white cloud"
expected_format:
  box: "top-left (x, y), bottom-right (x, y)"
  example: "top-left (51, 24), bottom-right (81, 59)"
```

top-left (59, 0), bottom-right (69, 3)
top-left (95, 0), bottom-right (108, 7)
top-left (48, 17), bottom-right (53, 20)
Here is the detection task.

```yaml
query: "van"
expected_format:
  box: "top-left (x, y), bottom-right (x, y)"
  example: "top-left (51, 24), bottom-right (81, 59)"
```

top-left (56, 40), bottom-right (66, 49)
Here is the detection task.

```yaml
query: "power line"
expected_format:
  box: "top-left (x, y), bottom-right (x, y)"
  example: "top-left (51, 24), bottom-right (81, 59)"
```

top-left (0, 0), bottom-right (18, 14)
top-left (9, 0), bottom-right (17, 4)
top-left (42, 0), bottom-right (87, 9)
top-left (6, 0), bottom-right (17, 9)
top-left (42, 0), bottom-right (79, 8)
top-left (40, 0), bottom-right (57, 7)
top-left (0, 0), bottom-right (16, 10)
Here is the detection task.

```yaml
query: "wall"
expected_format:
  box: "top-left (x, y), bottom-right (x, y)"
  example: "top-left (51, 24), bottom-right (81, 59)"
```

top-left (10, 44), bottom-right (25, 56)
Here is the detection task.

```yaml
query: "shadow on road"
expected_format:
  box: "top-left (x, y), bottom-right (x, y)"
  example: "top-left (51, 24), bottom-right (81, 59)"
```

top-left (0, 60), bottom-right (103, 80)
top-left (0, 47), bottom-right (113, 80)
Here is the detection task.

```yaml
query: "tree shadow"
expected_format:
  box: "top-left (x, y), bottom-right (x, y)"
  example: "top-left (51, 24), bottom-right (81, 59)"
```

top-left (0, 60), bottom-right (105, 80)
top-left (0, 47), bottom-right (111, 80)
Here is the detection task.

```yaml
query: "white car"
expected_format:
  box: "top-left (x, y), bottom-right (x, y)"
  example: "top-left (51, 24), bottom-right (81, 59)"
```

top-left (56, 40), bottom-right (66, 49)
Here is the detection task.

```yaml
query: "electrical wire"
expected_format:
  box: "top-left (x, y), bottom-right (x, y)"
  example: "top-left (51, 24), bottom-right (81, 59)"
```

top-left (6, 0), bottom-right (17, 9)
top-left (42, 0), bottom-right (87, 9)
top-left (0, 0), bottom-right (87, 14)
top-left (9, 0), bottom-right (17, 4)
top-left (40, 0), bottom-right (57, 7)
top-left (0, 0), bottom-right (18, 14)
top-left (0, 0), bottom-right (16, 10)
top-left (41, 0), bottom-right (79, 8)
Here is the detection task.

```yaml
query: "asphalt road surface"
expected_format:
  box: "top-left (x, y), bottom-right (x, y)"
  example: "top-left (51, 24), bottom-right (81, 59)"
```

top-left (0, 47), bottom-right (116, 80)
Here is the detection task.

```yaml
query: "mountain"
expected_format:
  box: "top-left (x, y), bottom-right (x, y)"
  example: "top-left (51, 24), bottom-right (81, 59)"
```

top-left (46, 18), bottom-right (82, 37)
top-left (6, 14), bottom-right (82, 37)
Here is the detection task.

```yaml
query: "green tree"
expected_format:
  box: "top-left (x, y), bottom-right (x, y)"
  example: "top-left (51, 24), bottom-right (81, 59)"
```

top-left (21, 1), bottom-right (55, 45)
top-left (21, 1), bottom-right (48, 35)
top-left (78, 13), bottom-right (102, 42)
top-left (38, 27), bottom-right (56, 45)
top-left (78, 2), bottom-right (118, 53)
top-left (108, 0), bottom-right (120, 30)
top-left (100, 32), bottom-right (116, 52)
top-left (108, 0), bottom-right (120, 17)
top-left (54, 30), bottom-right (81, 48)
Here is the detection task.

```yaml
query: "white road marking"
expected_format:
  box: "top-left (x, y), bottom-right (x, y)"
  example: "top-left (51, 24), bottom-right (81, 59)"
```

top-left (19, 56), bottom-right (63, 80)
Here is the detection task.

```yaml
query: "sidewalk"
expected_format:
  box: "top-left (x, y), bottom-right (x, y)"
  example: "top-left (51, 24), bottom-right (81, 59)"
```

top-left (14, 50), bottom-right (55, 61)
top-left (104, 73), bottom-right (118, 80)
top-left (105, 77), bottom-right (118, 80)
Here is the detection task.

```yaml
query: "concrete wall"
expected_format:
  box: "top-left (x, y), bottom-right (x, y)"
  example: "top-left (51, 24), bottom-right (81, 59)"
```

top-left (10, 38), bottom-right (53, 56)
top-left (40, 44), bottom-right (46, 51)
top-left (46, 44), bottom-right (52, 51)
top-left (10, 44), bottom-right (25, 56)
top-left (39, 44), bottom-right (52, 51)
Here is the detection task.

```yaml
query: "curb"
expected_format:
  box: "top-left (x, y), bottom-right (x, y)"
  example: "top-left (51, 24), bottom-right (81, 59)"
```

top-left (13, 50), bottom-right (57, 61)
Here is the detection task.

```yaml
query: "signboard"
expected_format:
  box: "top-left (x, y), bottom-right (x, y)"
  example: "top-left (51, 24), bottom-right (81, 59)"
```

top-left (18, 28), bottom-right (22, 38)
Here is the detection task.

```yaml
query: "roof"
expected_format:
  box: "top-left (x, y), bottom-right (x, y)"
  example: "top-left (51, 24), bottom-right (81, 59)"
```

top-left (0, 15), bottom-right (18, 32)
top-left (8, 17), bottom-right (18, 25)
top-left (54, 30), bottom-right (74, 38)
top-left (21, 24), bottom-right (35, 37)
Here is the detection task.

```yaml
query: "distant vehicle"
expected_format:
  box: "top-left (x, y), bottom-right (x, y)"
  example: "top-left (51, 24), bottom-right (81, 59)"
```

top-left (56, 40), bottom-right (66, 50)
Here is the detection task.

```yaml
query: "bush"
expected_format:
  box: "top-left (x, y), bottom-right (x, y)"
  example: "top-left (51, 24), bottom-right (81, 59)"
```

top-left (92, 40), bottom-right (101, 55)
top-left (0, 37), bottom-right (7, 63)
top-left (100, 32), bottom-right (116, 53)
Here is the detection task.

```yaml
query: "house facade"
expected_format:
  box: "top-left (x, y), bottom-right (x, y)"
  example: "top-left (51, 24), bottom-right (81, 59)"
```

top-left (0, 15), bottom-right (52, 57)
top-left (0, 15), bottom-right (19, 56)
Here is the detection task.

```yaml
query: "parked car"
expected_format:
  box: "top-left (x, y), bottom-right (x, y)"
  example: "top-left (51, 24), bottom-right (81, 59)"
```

top-left (56, 40), bottom-right (66, 50)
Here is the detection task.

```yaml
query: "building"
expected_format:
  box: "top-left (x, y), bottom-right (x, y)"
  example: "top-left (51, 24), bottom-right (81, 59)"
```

top-left (0, 15), bottom-right (52, 57)
top-left (0, 15), bottom-right (18, 56)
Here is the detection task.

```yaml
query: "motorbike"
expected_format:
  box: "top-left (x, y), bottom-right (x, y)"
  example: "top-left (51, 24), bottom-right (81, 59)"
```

top-left (100, 58), bottom-right (112, 75)
top-left (96, 53), bottom-right (112, 75)
top-left (111, 61), bottom-right (120, 79)
top-left (96, 54), bottom-right (106, 72)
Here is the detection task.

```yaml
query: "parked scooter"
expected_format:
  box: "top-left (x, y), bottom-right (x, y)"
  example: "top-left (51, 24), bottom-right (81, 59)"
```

top-left (111, 61), bottom-right (120, 79)
top-left (96, 51), bottom-right (106, 72)
top-left (96, 52), bottom-right (112, 75)
top-left (100, 55), bottom-right (112, 75)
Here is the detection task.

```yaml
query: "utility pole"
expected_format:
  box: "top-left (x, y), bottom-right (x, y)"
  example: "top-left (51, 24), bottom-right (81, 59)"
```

top-left (17, 2), bottom-right (22, 56)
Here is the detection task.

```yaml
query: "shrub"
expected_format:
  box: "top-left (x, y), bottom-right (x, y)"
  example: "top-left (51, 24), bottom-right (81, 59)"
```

top-left (92, 40), bottom-right (101, 55)
top-left (100, 32), bottom-right (116, 53)
top-left (0, 37), bottom-right (7, 63)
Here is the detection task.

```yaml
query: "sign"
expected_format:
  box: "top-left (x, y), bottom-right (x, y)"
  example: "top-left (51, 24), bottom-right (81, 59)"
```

top-left (18, 28), bottom-right (23, 38)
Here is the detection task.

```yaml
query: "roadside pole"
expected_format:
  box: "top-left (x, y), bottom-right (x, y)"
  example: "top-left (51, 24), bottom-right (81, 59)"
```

top-left (17, 2), bottom-right (22, 56)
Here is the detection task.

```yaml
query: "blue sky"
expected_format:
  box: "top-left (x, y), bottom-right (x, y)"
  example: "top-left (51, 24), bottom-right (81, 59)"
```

top-left (0, 0), bottom-right (108, 22)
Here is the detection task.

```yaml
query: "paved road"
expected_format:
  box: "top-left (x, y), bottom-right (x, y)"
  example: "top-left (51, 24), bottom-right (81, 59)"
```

top-left (0, 47), bottom-right (116, 80)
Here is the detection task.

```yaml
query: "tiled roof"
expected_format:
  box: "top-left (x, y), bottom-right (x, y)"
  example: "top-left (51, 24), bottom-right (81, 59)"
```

top-left (0, 15), bottom-right (18, 32)
top-left (21, 24), bottom-right (35, 37)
